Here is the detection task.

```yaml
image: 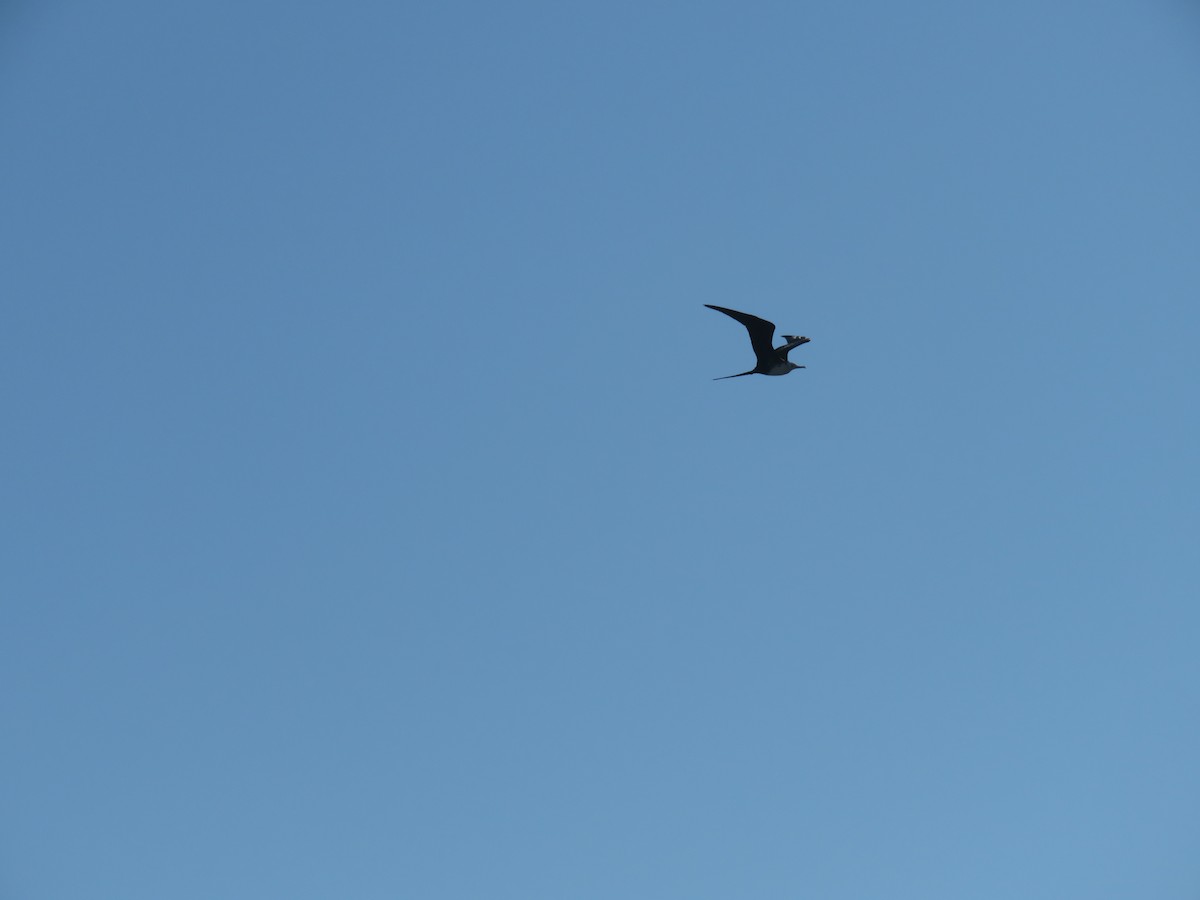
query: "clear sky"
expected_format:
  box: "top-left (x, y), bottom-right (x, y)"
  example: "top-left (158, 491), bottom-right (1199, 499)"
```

top-left (3, 2), bottom-right (1199, 897)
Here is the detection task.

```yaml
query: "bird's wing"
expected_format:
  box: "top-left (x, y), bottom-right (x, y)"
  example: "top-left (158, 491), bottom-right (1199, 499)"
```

top-left (705, 305), bottom-right (777, 365)
top-left (776, 334), bottom-right (811, 360)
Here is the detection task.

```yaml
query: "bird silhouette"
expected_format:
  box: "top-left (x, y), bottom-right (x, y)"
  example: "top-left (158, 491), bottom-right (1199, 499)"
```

top-left (705, 305), bottom-right (810, 379)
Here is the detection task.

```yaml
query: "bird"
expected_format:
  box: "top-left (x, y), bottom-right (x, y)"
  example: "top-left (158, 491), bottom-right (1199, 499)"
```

top-left (705, 304), bottom-right (811, 380)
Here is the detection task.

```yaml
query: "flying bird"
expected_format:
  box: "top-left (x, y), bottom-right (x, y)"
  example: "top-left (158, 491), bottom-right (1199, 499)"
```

top-left (705, 304), bottom-right (811, 380)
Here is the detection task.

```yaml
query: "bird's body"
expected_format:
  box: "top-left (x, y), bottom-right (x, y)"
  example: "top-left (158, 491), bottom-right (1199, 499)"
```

top-left (705, 304), bottom-right (810, 379)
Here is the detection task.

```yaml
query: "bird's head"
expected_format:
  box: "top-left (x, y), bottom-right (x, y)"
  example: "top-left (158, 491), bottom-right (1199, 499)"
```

top-left (789, 362), bottom-right (806, 371)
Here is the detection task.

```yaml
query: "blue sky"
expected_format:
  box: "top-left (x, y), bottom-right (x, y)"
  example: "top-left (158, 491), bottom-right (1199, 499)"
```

top-left (3, 2), bottom-right (1199, 897)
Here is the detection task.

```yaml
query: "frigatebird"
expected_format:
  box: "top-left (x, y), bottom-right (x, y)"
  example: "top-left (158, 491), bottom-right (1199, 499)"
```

top-left (705, 304), bottom-right (811, 380)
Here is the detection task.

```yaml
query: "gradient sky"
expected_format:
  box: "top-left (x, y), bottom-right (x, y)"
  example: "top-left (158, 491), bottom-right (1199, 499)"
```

top-left (3, 2), bottom-right (1200, 898)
